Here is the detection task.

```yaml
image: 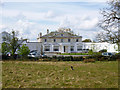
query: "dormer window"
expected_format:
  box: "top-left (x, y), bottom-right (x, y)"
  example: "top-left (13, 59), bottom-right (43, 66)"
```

top-left (61, 39), bottom-right (63, 42)
top-left (54, 39), bottom-right (56, 42)
top-left (76, 39), bottom-right (79, 42)
top-left (68, 39), bottom-right (71, 42)
top-left (45, 39), bottom-right (47, 42)
top-left (61, 34), bottom-right (63, 36)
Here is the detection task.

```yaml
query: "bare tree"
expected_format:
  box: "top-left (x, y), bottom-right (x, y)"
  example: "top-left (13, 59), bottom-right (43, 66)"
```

top-left (97, 0), bottom-right (120, 52)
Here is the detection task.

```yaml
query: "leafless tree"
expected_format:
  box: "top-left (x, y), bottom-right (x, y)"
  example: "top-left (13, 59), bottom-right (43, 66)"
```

top-left (97, 0), bottom-right (120, 52)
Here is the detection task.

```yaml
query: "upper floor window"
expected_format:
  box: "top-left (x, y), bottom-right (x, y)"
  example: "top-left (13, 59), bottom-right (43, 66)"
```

top-left (61, 39), bottom-right (63, 42)
top-left (61, 34), bottom-right (63, 36)
top-left (54, 39), bottom-right (56, 42)
top-left (45, 39), bottom-right (47, 42)
top-left (68, 39), bottom-right (71, 42)
top-left (76, 39), bottom-right (79, 42)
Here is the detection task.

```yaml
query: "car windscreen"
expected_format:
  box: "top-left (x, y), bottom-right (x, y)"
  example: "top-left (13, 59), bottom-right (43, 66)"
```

top-left (108, 53), bottom-right (112, 55)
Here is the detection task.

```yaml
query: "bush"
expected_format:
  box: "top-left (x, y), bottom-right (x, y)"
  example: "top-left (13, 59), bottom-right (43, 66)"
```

top-left (41, 56), bottom-right (84, 61)
top-left (99, 49), bottom-right (107, 53)
top-left (86, 53), bottom-right (120, 61)
top-left (84, 59), bottom-right (95, 63)
top-left (2, 55), bottom-right (9, 60)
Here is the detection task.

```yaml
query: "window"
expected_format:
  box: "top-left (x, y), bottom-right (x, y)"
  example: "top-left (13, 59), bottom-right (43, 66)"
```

top-left (54, 46), bottom-right (59, 51)
top-left (54, 39), bottom-right (56, 42)
top-left (45, 39), bottom-right (47, 42)
top-left (44, 46), bottom-right (50, 51)
top-left (76, 39), bottom-right (79, 42)
top-left (77, 46), bottom-right (82, 51)
top-left (71, 46), bottom-right (74, 51)
top-left (61, 34), bottom-right (63, 36)
top-left (68, 39), bottom-right (71, 42)
top-left (61, 39), bottom-right (63, 42)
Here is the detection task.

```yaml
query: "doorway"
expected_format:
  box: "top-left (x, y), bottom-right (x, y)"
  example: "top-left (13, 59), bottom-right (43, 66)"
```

top-left (64, 46), bottom-right (65, 52)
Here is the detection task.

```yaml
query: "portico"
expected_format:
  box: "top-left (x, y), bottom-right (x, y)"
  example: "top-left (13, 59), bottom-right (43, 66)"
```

top-left (43, 42), bottom-right (82, 53)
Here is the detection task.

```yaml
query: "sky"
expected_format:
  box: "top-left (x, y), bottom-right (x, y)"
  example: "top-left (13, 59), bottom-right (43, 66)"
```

top-left (0, 0), bottom-right (109, 41)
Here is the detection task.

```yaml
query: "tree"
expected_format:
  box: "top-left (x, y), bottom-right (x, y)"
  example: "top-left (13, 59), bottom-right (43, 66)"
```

top-left (2, 30), bottom-right (27, 59)
top-left (9, 31), bottom-right (27, 59)
top-left (18, 44), bottom-right (30, 59)
top-left (82, 39), bottom-right (92, 42)
top-left (1, 42), bottom-right (10, 55)
top-left (97, 0), bottom-right (120, 52)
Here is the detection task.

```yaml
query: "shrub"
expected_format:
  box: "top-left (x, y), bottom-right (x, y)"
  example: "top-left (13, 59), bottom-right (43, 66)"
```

top-left (99, 49), bottom-right (107, 53)
top-left (41, 56), bottom-right (85, 61)
top-left (84, 59), bottom-right (95, 63)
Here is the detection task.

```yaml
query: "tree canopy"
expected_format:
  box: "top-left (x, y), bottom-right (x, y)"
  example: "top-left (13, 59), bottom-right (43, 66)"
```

top-left (18, 44), bottom-right (30, 58)
top-left (82, 39), bottom-right (92, 42)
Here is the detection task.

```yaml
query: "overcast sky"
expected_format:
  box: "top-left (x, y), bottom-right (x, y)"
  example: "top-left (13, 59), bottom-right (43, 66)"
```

top-left (0, 0), bottom-right (108, 41)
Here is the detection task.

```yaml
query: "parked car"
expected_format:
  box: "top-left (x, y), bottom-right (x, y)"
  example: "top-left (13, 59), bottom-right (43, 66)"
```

top-left (28, 50), bottom-right (40, 58)
top-left (28, 50), bottom-right (47, 58)
top-left (102, 52), bottom-right (114, 56)
top-left (40, 54), bottom-right (47, 58)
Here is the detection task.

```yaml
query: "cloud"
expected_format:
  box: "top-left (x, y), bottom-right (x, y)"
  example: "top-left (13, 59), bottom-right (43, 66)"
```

top-left (2, 0), bottom-right (108, 2)
top-left (1, 2), bottom-right (105, 41)
top-left (1, 11), bottom-right (100, 41)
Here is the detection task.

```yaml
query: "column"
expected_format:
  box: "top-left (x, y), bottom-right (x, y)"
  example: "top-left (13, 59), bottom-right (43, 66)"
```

top-left (68, 45), bottom-right (70, 53)
top-left (74, 44), bottom-right (77, 52)
top-left (50, 44), bottom-right (53, 52)
top-left (59, 45), bottom-right (60, 52)
top-left (42, 45), bottom-right (44, 52)
top-left (61, 45), bottom-right (64, 53)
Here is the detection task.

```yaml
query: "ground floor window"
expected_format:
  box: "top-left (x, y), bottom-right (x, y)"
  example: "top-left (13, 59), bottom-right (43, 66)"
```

top-left (54, 46), bottom-right (59, 51)
top-left (44, 46), bottom-right (50, 51)
top-left (77, 46), bottom-right (82, 51)
top-left (71, 46), bottom-right (74, 51)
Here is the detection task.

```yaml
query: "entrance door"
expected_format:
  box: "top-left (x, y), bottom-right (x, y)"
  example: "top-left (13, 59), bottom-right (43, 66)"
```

top-left (64, 46), bottom-right (65, 52)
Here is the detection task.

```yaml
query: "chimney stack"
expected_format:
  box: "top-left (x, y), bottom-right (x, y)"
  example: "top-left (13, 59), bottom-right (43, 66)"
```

top-left (39, 32), bottom-right (42, 37)
top-left (47, 29), bottom-right (49, 34)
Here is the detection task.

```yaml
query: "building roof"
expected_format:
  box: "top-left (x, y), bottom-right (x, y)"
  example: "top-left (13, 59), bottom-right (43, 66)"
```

top-left (41, 28), bottom-right (82, 38)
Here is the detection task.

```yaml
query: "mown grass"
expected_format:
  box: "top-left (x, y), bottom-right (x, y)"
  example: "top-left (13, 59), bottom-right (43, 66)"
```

top-left (2, 61), bottom-right (118, 88)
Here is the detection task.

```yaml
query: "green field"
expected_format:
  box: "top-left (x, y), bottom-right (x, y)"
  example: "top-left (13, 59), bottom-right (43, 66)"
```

top-left (2, 61), bottom-right (118, 88)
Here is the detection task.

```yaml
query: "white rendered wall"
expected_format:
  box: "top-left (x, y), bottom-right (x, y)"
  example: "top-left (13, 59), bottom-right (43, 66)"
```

top-left (83, 42), bottom-right (118, 53)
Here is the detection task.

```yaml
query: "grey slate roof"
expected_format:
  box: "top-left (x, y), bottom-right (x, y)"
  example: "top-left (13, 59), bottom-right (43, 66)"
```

top-left (41, 31), bottom-right (82, 38)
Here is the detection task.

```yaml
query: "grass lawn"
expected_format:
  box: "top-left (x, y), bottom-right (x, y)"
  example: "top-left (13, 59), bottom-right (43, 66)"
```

top-left (2, 61), bottom-right (118, 88)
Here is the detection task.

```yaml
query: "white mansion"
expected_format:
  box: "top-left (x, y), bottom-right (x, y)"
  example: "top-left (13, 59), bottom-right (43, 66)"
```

top-left (37, 28), bottom-right (83, 53)
top-left (25, 28), bottom-right (118, 54)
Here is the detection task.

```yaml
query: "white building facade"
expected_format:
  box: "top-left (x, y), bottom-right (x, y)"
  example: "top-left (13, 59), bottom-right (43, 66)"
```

top-left (37, 28), bottom-right (83, 53)
top-left (82, 42), bottom-right (118, 53)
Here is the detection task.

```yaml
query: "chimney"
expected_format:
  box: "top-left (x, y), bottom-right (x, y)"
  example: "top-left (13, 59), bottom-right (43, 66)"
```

top-left (47, 29), bottom-right (49, 34)
top-left (39, 32), bottom-right (42, 37)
